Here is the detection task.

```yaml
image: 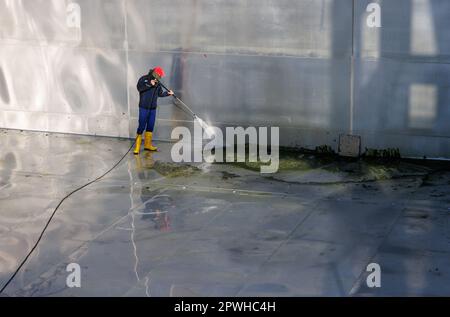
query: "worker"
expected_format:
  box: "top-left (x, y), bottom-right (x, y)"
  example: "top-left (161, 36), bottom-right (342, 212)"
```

top-left (134, 66), bottom-right (174, 155)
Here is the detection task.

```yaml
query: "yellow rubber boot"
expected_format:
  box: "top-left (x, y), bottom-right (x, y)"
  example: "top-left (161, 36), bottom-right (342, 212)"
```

top-left (133, 134), bottom-right (142, 155)
top-left (144, 132), bottom-right (158, 151)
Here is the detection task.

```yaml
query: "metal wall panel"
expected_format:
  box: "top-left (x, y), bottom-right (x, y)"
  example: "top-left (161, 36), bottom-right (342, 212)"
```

top-left (128, 52), bottom-right (351, 137)
top-left (354, 0), bottom-right (450, 157)
top-left (126, 0), bottom-right (353, 144)
top-left (127, 0), bottom-right (351, 57)
top-left (0, 0), bottom-right (449, 157)
top-left (0, 0), bottom-right (129, 137)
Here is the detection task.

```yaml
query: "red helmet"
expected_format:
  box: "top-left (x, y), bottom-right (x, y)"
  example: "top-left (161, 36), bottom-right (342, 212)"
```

top-left (152, 66), bottom-right (165, 79)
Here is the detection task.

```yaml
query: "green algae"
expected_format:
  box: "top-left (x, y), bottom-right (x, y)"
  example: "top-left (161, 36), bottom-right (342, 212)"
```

top-left (152, 161), bottom-right (201, 178)
top-left (215, 144), bottom-right (438, 182)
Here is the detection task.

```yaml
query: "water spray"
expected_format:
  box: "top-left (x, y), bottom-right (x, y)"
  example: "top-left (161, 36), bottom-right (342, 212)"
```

top-left (158, 80), bottom-right (216, 139)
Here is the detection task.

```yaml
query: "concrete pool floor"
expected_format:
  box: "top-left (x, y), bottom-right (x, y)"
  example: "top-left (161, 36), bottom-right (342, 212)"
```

top-left (0, 129), bottom-right (449, 297)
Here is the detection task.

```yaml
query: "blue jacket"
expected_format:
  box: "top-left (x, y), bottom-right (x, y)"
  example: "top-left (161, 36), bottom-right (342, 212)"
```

top-left (137, 75), bottom-right (170, 110)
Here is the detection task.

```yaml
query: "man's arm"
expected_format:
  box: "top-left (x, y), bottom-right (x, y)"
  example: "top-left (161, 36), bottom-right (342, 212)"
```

top-left (158, 86), bottom-right (174, 97)
top-left (137, 76), bottom-right (152, 93)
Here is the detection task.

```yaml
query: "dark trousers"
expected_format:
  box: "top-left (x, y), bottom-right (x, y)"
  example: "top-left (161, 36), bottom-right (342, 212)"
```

top-left (137, 108), bottom-right (157, 135)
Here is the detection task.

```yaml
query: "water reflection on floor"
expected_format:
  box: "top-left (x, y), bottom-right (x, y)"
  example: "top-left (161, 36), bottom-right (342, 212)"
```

top-left (1, 129), bottom-right (449, 297)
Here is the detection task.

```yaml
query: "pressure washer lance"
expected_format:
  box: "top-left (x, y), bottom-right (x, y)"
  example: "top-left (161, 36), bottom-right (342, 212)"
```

top-left (158, 80), bottom-right (215, 139)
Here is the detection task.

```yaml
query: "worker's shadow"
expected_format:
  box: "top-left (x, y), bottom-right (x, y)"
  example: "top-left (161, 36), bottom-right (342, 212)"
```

top-left (133, 151), bottom-right (156, 173)
top-left (132, 152), bottom-right (171, 232)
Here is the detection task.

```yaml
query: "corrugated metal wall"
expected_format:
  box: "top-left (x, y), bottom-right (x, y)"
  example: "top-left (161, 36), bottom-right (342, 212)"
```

top-left (0, 0), bottom-right (449, 157)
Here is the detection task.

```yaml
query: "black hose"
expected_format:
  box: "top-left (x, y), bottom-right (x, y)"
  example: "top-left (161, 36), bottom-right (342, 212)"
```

top-left (0, 81), bottom-right (160, 295)
top-left (0, 138), bottom-right (136, 295)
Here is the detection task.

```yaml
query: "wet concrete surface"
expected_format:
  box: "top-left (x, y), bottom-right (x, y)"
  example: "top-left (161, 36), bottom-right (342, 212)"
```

top-left (0, 129), bottom-right (449, 297)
